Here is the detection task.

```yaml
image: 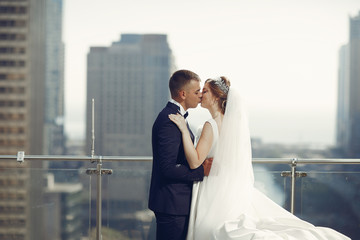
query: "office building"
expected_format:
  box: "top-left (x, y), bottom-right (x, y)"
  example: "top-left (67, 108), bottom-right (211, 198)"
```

top-left (337, 11), bottom-right (360, 157)
top-left (43, 0), bottom-right (65, 155)
top-left (86, 34), bottom-right (175, 156)
top-left (347, 12), bottom-right (360, 157)
top-left (0, 0), bottom-right (46, 239)
top-left (0, 0), bottom-right (65, 239)
top-left (336, 44), bottom-right (350, 153)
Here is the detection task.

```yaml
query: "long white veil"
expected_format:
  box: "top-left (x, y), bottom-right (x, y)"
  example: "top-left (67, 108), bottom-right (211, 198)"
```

top-left (194, 87), bottom-right (255, 232)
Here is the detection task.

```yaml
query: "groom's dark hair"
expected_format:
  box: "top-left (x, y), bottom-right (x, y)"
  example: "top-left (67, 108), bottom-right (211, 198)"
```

top-left (169, 69), bottom-right (201, 98)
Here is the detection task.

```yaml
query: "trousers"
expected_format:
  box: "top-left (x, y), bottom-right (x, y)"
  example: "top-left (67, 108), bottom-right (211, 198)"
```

top-left (154, 212), bottom-right (189, 240)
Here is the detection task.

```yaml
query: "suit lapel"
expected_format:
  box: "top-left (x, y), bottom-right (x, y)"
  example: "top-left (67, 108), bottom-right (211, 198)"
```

top-left (167, 102), bottom-right (194, 143)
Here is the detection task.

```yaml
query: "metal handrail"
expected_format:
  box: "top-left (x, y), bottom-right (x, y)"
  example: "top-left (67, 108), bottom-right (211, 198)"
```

top-left (0, 155), bottom-right (153, 162)
top-left (1, 154), bottom-right (360, 164)
top-left (253, 158), bottom-right (360, 164)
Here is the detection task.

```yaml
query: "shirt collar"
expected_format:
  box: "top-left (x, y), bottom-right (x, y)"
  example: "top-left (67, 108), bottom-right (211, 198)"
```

top-left (169, 99), bottom-right (187, 116)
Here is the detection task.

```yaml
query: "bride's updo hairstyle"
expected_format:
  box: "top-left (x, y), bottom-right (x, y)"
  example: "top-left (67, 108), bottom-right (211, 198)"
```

top-left (205, 76), bottom-right (231, 114)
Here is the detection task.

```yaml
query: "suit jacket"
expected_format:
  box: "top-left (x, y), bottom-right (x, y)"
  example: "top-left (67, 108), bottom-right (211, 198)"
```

top-left (148, 102), bottom-right (204, 215)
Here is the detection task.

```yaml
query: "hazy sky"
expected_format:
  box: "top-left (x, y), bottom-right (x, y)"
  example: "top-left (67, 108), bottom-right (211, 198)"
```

top-left (63, 0), bottom-right (360, 146)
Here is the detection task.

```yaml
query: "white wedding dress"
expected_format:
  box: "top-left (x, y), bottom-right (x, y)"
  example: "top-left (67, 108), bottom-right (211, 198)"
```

top-left (187, 88), bottom-right (350, 240)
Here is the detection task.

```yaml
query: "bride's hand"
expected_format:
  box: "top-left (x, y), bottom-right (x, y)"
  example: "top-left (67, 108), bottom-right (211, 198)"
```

top-left (168, 113), bottom-right (188, 132)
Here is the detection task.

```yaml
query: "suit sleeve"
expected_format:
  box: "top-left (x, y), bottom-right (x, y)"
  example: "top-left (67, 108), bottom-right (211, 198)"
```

top-left (157, 120), bottom-right (204, 182)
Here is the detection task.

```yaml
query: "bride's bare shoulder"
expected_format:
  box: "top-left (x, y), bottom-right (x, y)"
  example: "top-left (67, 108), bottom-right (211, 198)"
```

top-left (196, 120), bottom-right (214, 140)
top-left (200, 121), bottom-right (213, 137)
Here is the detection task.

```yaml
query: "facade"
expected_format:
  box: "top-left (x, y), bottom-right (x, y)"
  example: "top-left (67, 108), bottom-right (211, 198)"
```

top-left (0, 0), bottom-right (64, 239)
top-left (336, 44), bottom-right (350, 153)
top-left (43, 0), bottom-right (65, 155)
top-left (0, 0), bottom-right (46, 239)
top-left (86, 34), bottom-right (175, 156)
top-left (337, 11), bottom-right (360, 157)
top-left (348, 12), bottom-right (360, 157)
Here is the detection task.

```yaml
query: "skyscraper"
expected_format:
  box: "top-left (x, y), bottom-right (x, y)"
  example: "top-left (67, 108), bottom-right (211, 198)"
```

top-left (337, 11), bottom-right (360, 157)
top-left (0, 0), bottom-right (45, 155)
top-left (86, 34), bottom-right (175, 156)
top-left (0, 0), bottom-right (46, 239)
top-left (43, 0), bottom-right (65, 155)
top-left (0, 0), bottom-right (65, 239)
top-left (336, 45), bottom-right (350, 153)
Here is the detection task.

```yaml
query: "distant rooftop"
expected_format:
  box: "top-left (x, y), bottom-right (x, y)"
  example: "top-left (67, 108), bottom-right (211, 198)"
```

top-left (113, 33), bottom-right (168, 45)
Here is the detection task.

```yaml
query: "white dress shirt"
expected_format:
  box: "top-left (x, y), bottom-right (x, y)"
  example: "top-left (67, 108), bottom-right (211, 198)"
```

top-left (169, 99), bottom-right (187, 116)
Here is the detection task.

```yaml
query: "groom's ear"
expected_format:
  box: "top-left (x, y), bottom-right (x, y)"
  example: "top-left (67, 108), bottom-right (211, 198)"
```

top-left (179, 90), bottom-right (186, 100)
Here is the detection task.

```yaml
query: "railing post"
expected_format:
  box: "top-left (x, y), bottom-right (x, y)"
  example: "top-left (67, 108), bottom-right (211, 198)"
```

top-left (86, 160), bottom-right (112, 240)
top-left (281, 158), bottom-right (307, 214)
top-left (96, 157), bottom-right (102, 240)
top-left (91, 98), bottom-right (95, 158)
top-left (86, 99), bottom-right (113, 240)
top-left (290, 158), bottom-right (297, 214)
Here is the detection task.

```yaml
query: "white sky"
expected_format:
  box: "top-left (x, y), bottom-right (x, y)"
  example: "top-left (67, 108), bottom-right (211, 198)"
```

top-left (63, 0), bottom-right (360, 146)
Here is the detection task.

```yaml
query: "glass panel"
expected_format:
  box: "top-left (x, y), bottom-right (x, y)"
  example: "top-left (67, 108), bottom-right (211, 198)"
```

top-left (2, 160), bottom-right (359, 239)
top-left (0, 165), bottom-right (90, 240)
top-left (253, 164), bottom-right (289, 208)
top-left (297, 164), bottom-right (360, 239)
top-left (102, 161), bottom-right (294, 239)
top-left (102, 160), bottom-right (153, 239)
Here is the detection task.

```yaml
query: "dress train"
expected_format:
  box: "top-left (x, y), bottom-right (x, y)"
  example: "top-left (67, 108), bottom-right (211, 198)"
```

top-left (213, 188), bottom-right (350, 240)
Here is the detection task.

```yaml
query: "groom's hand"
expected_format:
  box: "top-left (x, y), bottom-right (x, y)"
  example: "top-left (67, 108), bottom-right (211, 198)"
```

top-left (202, 157), bottom-right (213, 176)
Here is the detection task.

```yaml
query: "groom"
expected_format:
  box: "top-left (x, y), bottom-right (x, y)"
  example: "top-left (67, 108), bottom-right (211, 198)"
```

top-left (148, 69), bottom-right (212, 240)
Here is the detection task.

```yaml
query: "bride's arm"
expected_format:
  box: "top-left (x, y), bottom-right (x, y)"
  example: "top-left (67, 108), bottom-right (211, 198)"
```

top-left (169, 114), bottom-right (213, 169)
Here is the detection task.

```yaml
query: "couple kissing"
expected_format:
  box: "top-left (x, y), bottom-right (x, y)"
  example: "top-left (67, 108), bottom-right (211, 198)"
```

top-left (148, 70), bottom-right (350, 240)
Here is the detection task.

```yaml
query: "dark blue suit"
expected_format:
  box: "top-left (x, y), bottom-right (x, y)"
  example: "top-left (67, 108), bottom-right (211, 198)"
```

top-left (148, 102), bottom-right (204, 240)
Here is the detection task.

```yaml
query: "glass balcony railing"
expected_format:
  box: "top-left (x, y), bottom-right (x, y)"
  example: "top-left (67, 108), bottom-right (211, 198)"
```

top-left (0, 155), bottom-right (359, 240)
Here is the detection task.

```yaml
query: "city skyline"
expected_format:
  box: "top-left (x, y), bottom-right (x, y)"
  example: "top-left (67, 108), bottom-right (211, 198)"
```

top-left (64, 0), bottom-right (360, 146)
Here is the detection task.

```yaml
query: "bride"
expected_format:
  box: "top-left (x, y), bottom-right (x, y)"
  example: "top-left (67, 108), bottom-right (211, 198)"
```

top-left (168, 76), bottom-right (350, 240)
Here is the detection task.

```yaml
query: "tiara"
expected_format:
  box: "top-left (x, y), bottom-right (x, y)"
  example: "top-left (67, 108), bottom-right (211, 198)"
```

top-left (209, 77), bottom-right (229, 94)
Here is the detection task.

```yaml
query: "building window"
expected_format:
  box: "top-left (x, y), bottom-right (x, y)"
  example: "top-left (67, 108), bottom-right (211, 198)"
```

top-left (0, 192), bottom-right (26, 201)
top-left (0, 139), bottom-right (25, 147)
top-left (7, 87), bottom-right (21, 93)
top-left (0, 219), bottom-right (26, 227)
top-left (0, 6), bottom-right (27, 14)
top-left (0, 73), bottom-right (25, 81)
top-left (0, 127), bottom-right (25, 134)
top-left (0, 20), bottom-right (26, 27)
top-left (0, 60), bottom-right (26, 67)
top-left (0, 100), bottom-right (26, 107)
top-left (0, 206), bottom-right (25, 214)
top-left (0, 113), bottom-right (25, 121)
top-left (0, 178), bottom-right (25, 187)
top-left (0, 33), bottom-right (26, 41)
top-left (0, 86), bottom-right (23, 94)
top-left (0, 47), bottom-right (27, 54)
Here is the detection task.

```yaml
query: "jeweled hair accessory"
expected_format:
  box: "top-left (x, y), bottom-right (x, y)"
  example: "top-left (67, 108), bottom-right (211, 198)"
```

top-left (210, 77), bottom-right (229, 94)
